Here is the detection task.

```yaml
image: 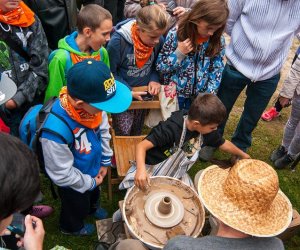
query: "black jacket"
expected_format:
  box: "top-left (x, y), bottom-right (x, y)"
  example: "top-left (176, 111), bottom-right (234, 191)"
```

top-left (145, 110), bottom-right (225, 165)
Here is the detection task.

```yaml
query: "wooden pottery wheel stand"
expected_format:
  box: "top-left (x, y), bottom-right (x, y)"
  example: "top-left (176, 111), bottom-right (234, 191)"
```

top-left (122, 176), bottom-right (205, 249)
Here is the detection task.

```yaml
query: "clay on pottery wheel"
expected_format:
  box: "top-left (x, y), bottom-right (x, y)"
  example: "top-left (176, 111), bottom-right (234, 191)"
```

top-left (122, 176), bottom-right (205, 250)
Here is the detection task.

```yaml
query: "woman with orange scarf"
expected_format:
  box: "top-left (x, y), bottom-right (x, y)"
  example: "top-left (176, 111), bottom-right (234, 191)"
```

top-left (107, 1), bottom-right (168, 136)
top-left (0, 0), bottom-right (48, 135)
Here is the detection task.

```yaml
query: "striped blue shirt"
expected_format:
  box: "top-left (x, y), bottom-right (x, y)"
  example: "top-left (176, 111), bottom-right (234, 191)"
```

top-left (226, 0), bottom-right (300, 82)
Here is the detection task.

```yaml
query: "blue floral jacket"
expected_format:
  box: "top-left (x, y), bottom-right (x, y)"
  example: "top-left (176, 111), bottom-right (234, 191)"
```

top-left (156, 28), bottom-right (225, 98)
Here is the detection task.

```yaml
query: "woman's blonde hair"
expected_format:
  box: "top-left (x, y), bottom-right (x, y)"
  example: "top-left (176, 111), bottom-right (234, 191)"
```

top-left (136, 1), bottom-right (169, 33)
top-left (177, 0), bottom-right (229, 57)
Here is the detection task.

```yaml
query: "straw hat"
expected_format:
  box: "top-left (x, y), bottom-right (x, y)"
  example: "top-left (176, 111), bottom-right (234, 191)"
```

top-left (198, 159), bottom-right (293, 237)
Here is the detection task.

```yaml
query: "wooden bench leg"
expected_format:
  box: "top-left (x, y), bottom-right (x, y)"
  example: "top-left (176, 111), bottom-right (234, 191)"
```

top-left (108, 166), bottom-right (113, 202)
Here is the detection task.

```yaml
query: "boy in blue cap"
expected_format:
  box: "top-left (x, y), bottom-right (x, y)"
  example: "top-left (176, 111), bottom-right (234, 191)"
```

top-left (40, 59), bottom-right (132, 235)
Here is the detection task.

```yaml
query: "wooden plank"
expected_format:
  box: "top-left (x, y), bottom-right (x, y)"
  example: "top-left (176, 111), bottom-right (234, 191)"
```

top-left (129, 100), bottom-right (160, 110)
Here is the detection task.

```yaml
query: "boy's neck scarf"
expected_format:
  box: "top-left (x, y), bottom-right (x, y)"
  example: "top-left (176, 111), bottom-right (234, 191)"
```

top-left (70, 52), bottom-right (100, 65)
top-left (59, 87), bottom-right (102, 129)
top-left (0, 2), bottom-right (35, 27)
top-left (131, 22), bottom-right (153, 69)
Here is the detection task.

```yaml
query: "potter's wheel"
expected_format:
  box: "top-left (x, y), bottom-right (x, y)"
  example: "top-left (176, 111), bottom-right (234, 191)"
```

top-left (122, 176), bottom-right (205, 250)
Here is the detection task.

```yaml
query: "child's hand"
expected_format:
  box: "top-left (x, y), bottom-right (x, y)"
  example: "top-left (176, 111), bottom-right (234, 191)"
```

top-left (132, 91), bottom-right (147, 101)
top-left (173, 7), bottom-right (187, 17)
top-left (18, 215), bottom-right (44, 250)
top-left (278, 96), bottom-right (291, 107)
top-left (98, 166), bottom-right (108, 178)
top-left (5, 99), bottom-right (17, 110)
top-left (134, 168), bottom-right (150, 191)
top-left (178, 38), bottom-right (193, 55)
top-left (95, 175), bottom-right (104, 186)
top-left (148, 81), bottom-right (161, 95)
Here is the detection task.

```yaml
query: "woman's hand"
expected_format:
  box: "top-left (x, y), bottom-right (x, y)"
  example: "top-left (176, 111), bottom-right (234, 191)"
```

top-left (148, 81), bottom-right (161, 95)
top-left (132, 91), bottom-right (147, 101)
top-left (177, 38), bottom-right (194, 55)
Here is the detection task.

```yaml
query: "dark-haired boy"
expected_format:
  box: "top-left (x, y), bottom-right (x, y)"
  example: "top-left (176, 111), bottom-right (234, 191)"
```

top-left (40, 60), bottom-right (132, 235)
top-left (132, 93), bottom-right (250, 190)
top-left (0, 133), bottom-right (45, 249)
top-left (44, 4), bottom-right (113, 102)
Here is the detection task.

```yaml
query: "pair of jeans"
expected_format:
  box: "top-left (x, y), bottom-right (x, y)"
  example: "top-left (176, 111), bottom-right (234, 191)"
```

top-left (58, 186), bottom-right (100, 232)
top-left (217, 64), bottom-right (280, 151)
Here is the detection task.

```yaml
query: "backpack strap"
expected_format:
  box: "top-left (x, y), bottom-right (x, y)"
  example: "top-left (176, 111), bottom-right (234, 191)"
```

top-left (100, 47), bottom-right (104, 60)
top-left (42, 111), bottom-right (74, 147)
top-left (48, 49), bottom-right (72, 78)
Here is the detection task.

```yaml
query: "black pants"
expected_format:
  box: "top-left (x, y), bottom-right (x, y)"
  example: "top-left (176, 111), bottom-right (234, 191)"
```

top-left (58, 186), bottom-right (99, 232)
top-left (104, 0), bottom-right (125, 25)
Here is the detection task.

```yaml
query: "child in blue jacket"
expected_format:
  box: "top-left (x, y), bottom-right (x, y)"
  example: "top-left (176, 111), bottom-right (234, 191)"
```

top-left (40, 60), bottom-right (132, 235)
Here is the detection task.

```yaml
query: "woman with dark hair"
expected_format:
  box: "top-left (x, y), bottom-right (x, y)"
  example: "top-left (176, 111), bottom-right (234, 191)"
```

top-left (156, 0), bottom-right (229, 110)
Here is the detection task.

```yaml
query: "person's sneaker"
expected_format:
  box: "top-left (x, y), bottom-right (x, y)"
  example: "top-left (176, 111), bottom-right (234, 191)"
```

top-left (270, 145), bottom-right (287, 162)
top-left (94, 207), bottom-right (108, 220)
top-left (261, 107), bottom-right (280, 121)
top-left (30, 205), bottom-right (54, 218)
top-left (199, 146), bottom-right (217, 161)
top-left (60, 223), bottom-right (95, 236)
top-left (274, 154), bottom-right (294, 169)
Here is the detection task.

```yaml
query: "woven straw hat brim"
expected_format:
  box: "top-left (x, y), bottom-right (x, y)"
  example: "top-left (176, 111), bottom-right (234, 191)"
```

top-left (198, 165), bottom-right (293, 237)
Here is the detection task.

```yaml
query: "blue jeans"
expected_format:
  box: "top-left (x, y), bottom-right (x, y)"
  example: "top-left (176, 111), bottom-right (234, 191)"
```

top-left (217, 64), bottom-right (280, 151)
top-left (178, 97), bottom-right (192, 111)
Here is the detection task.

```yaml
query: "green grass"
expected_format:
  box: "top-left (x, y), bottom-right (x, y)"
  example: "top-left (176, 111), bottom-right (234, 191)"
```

top-left (41, 41), bottom-right (300, 249)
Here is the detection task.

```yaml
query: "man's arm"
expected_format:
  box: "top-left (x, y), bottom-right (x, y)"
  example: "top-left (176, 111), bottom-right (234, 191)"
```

top-left (225, 0), bottom-right (245, 35)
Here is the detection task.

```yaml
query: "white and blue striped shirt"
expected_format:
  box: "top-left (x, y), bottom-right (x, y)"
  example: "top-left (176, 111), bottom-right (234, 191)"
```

top-left (226, 0), bottom-right (300, 82)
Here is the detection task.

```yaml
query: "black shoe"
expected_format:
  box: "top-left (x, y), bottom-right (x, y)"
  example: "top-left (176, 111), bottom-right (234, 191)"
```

top-left (270, 145), bottom-right (286, 162)
top-left (274, 154), bottom-right (294, 169)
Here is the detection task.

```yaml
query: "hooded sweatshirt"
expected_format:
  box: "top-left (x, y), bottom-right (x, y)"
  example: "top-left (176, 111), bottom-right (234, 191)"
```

top-left (106, 19), bottom-right (163, 89)
top-left (44, 31), bottom-right (110, 102)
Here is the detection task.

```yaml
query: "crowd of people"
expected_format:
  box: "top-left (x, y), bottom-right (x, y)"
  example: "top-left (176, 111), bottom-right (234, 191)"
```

top-left (0, 0), bottom-right (300, 249)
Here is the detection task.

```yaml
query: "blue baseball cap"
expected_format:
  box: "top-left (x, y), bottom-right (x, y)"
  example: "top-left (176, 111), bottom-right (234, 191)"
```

top-left (67, 60), bottom-right (132, 113)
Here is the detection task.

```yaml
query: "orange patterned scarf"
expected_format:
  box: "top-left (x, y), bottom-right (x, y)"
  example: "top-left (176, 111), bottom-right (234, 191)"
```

top-left (70, 52), bottom-right (101, 65)
top-left (131, 22), bottom-right (153, 69)
top-left (197, 36), bottom-right (209, 45)
top-left (0, 2), bottom-right (35, 27)
top-left (59, 87), bottom-right (102, 129)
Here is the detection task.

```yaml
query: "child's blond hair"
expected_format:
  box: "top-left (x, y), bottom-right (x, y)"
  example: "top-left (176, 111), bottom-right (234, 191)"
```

top-left (136, 1), bottom-right (169, 32)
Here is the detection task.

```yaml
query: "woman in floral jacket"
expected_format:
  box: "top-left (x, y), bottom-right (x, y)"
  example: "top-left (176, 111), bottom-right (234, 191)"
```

top-left (156, 0), bottom-right (228, 110)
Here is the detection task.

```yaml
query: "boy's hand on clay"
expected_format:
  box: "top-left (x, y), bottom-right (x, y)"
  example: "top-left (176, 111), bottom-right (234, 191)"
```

top-left (135, 168), bottom-right (150, 191)
top-left (148, 81), bottom-right (161, 95)
top-left (132, 91), bottom-right (147, 101)
top-left (178, 38), bottom-right (194, 55)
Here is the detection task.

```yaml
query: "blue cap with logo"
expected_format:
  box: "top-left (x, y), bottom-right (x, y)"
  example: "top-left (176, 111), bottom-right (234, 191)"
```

top-left (67, 60), bottom-right (132, 113)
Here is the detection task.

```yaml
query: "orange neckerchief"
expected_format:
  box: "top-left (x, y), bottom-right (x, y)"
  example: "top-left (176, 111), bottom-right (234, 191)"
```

top-left (59, 87), bottom-right (102, 129)
top-left (131, 22), bottom-right (153, 69)
top-left (0, 2), bottom-right (35, 27)
top-left (70, 53), bottom-right (100, 65)
top-left (197, 36), bottom-right (209, 45)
